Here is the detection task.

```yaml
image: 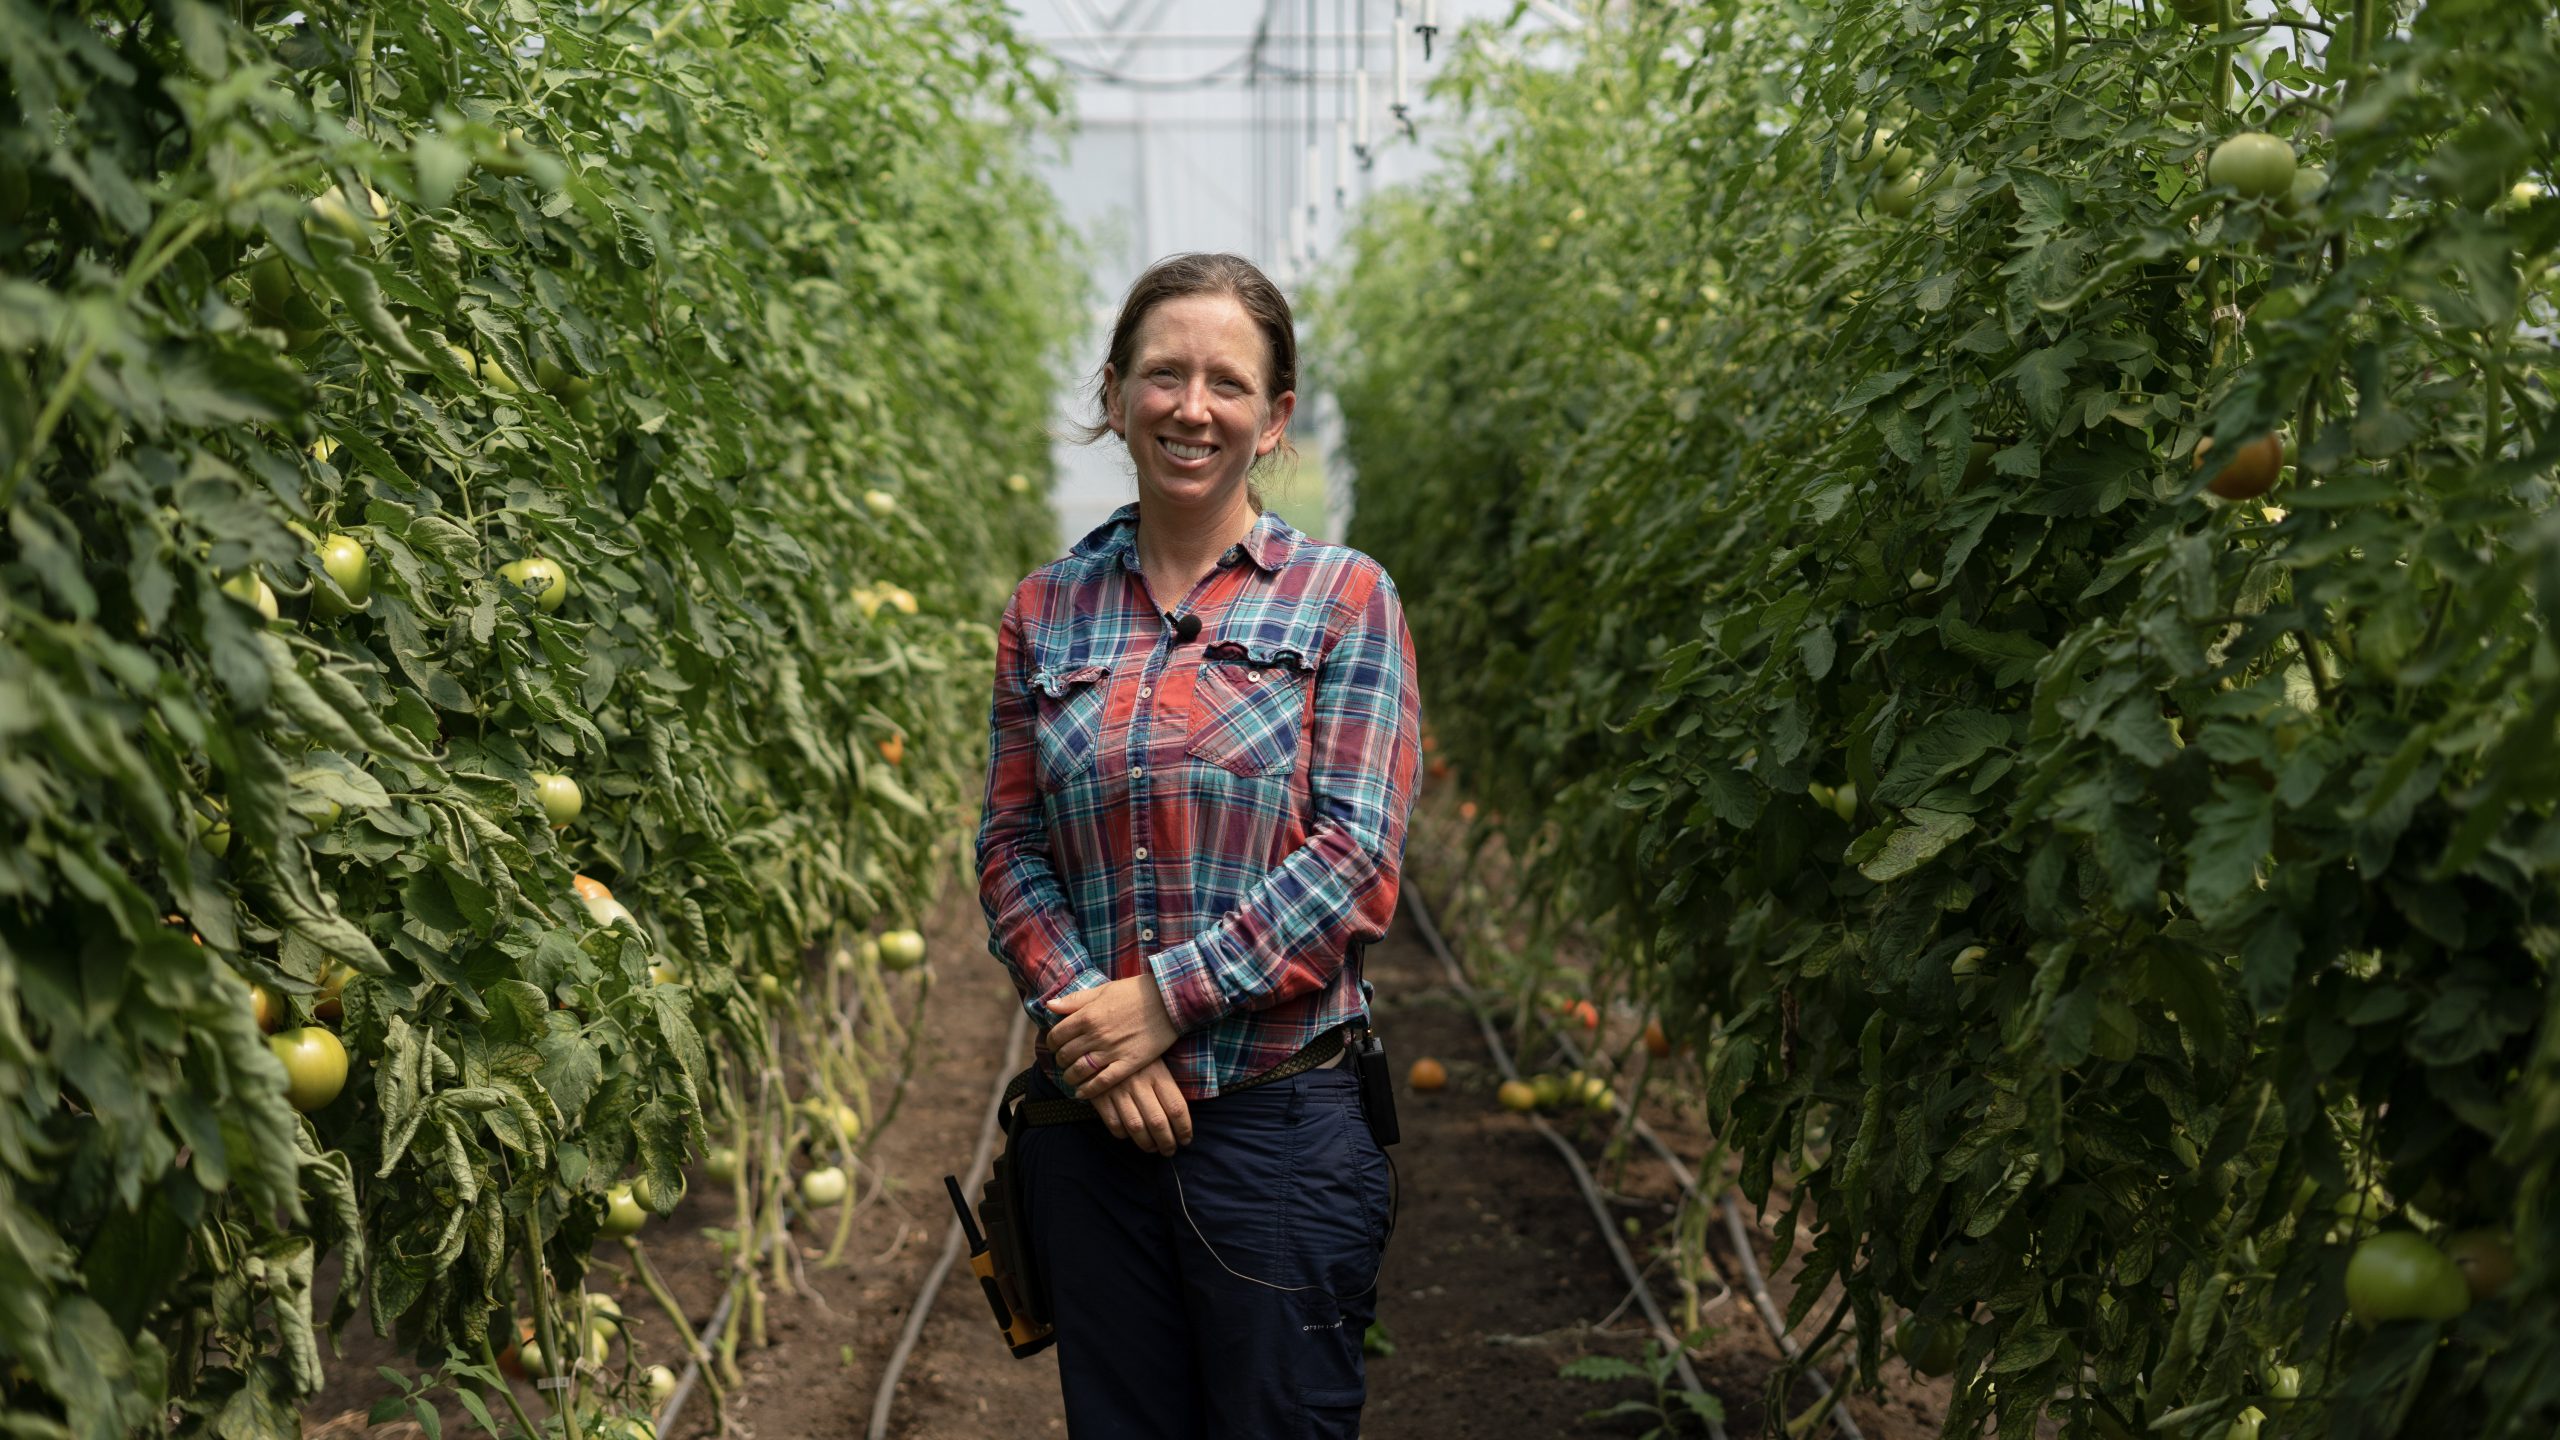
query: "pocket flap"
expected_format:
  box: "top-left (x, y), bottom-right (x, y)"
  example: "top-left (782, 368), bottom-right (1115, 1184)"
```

top-left (1028, 663), bottom-right (1109, 698)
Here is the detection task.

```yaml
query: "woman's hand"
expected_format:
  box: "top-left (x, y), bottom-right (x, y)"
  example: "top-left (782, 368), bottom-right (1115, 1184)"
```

top-left (1049, 974), bottom-right (1179, 1097)
top-left (1083, 1058), bottom-right (1193, 1155)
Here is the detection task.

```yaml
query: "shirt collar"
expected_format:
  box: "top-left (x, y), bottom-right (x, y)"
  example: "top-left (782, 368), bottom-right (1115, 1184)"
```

top-left (1072, 502), bottom-right (1299, 576)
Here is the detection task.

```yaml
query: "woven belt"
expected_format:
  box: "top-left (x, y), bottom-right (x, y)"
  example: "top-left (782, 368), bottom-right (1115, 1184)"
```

top-left (1007, 1025), bottom-right (1354, 1128)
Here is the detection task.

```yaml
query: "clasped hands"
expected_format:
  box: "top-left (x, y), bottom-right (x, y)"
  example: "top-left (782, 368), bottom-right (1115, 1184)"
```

top-left (1049, 975), bottom-right (1191, 1156)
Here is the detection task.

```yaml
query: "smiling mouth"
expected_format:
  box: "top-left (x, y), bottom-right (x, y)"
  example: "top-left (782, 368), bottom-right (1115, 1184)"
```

top-left (1158, 437), bottom-right (1217, 463)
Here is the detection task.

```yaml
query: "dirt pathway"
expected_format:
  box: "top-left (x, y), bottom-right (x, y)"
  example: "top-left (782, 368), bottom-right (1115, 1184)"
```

top-left (304, 835), bottom-right (1944, 1439)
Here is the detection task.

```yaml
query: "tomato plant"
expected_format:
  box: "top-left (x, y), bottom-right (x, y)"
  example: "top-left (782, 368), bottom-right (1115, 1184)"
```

top-left (0, 0), bottom-right (1073, 1433)
top-left (1326, 1), bottom-right (2558, 1435)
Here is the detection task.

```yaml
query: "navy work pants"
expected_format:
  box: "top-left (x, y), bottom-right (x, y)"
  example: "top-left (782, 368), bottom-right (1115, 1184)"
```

top-left (1019, 1065), bottom-right (1393, 1438)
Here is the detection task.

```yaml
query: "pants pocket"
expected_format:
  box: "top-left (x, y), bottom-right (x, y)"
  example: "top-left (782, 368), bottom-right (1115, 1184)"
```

top-left (1298, 1385), bottom-right (1366, 1439)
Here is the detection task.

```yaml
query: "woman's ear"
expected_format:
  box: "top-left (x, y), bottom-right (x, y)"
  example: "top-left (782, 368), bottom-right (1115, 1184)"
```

top-left (1256, 389), bottom-right (1296, 456)
top-left (1101, 365), bottom-right (1125, 437)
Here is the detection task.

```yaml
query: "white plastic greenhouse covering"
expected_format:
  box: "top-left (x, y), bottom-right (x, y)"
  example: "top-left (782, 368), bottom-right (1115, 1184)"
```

top-left (1013, 0), bottom-right (1590, 550)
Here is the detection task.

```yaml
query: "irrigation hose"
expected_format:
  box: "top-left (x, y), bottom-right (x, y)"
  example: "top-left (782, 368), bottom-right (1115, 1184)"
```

top-left (1404, 887), bottom-right (1730, 1440)
top-left (864, 1006), bottom-right (1034, 1440)
top-left (1412, 880), bottom-right (1869, 1440)
top-left (1547, 1030), bottom-right (1871, 1440)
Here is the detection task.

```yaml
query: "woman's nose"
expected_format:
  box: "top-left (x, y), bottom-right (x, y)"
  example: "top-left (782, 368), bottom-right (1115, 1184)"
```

top-left (1173, 379), bottom-right (1212, 422)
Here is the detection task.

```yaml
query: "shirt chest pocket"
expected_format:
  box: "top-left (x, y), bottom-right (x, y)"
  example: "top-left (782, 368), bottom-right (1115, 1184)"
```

top-left (1187, 650), bottom-right (1316, 778)
top-left (1029, 664), bottom-right (1110, 790)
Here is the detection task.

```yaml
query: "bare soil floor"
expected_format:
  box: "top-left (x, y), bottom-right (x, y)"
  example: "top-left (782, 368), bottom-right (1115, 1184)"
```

top-left (305, 832), bottom-right (1948, 1439)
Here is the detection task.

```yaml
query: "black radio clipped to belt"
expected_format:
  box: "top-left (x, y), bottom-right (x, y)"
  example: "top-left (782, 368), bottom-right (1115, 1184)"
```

top-left (1351, 1025), bottom-right (1399, 1148)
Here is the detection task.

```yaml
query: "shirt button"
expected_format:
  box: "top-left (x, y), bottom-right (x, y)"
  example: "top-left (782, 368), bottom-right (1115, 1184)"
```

top-left (1140, 927), bottom-right (1155, 941)
top-left (1138, 686), bottom-right (1152, 699)
top-left (1132, 764), bottom-right (1145, 777)
top-left (1134, 846), bottom-right (1149, 859)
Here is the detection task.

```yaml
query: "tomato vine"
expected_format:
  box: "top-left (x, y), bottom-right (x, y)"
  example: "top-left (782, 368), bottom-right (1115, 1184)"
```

top-left (1325, 1), bottom-right (2556, 1434)
top-left (0, 1), bottom-right (1074, 1434)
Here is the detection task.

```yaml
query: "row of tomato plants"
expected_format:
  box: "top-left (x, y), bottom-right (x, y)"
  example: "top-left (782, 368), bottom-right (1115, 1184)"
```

top-left (1324, 1), bottom-right (2555, 1435)
top-left (0, 2), bottom-right (1075, 1435)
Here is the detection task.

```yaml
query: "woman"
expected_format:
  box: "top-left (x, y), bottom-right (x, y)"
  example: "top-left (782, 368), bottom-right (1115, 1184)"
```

top-left (976, 252), bottom-right (1421, 1438)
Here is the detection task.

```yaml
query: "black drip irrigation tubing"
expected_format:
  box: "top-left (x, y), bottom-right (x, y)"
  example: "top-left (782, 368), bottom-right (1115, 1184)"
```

top-left (1407, 885), bottom-right (1870, 1440)
top-left (1403, 887), bottom-right (1730, 1440)
top-left (865, 1006), bottom-right (1033, 1440)
top-left (1543, 1015), bottom-right (1870, 1440)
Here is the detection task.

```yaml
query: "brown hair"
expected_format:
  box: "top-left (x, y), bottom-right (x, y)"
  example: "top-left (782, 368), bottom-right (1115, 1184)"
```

top-left (1081, 253), bottom-right (1298, 511)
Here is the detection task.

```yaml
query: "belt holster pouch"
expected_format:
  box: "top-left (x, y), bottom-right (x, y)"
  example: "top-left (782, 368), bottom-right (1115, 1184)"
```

top-left (987, 1091), bottom-right (1054, 1328)
top-left (1352, 1027), bottom-right (1400, 1148)
top-left (947, 1077), bottom-right (1056, 1359)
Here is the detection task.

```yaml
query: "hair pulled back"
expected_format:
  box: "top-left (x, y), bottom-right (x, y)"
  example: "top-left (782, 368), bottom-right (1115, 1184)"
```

top-left (1082, 253), bottom-right (1298, 510)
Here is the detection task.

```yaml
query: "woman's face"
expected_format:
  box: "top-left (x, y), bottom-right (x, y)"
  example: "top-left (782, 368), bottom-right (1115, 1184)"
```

top-left (1105, 293), bottom-right (1294, 513)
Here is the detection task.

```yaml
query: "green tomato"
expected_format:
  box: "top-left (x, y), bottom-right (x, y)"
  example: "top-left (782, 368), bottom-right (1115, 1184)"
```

top-left (2168, 0), bottom-right (2221, 21)
top-left (536, 355), bottom-right (595, 401)
top-left (313, 533), bottom-right (370, 614)
top-left (862, 489), bottom-right (898, 516)
top-left (222, 571), bottom-right (280, 623)
top-left (1891, 1316), bottom-right (1964, 1376)
top-left (1845, 125), bottom-right (1903, 174)
top-left (601, 1183), bottom-right (647, 1238)
top-left (249, 252), bottom-right (296, 318)
top-left (2207, 132), bottom-right (2297, 199)
top-left (498, 555), bottom-right (570, 612)
top-left (646, 1365), bottom-right (677, 1404)
top-left (632, 1170), bottom-right (686, 1213)
top-left (588, 894), bottom-right (640, 934)
top-left (268, 1027), bottom-right (349, 1112)
top-left (878, 928), bottom-right (926, 971)
top-left (704, 1146), bottom-right (740, 1184)
top-left (800, 1165), bottom-right (848, 1208)
top-left (306, 186), bottom-right (378, 250)
top-left (2224, 1406), bottom-right (2264, 1440)
top-left (1873, 164), bottom-right (1940, 217)
top-left (2344, 1231), bottom-right (2470, 1323)
top-left (1830, 782), bottom-right (1859, 824)
top-left (532, 771), bottom-right (584, 827)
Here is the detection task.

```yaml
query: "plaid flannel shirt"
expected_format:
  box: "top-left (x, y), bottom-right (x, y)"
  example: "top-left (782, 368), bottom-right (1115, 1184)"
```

top-left (976, 502), bottom-right (1422, 1099)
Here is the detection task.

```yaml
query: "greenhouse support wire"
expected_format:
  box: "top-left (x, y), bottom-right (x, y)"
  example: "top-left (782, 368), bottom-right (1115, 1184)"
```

top-left (865, 1006), bottom-right (1033, 1440)
top-left (1404, 887), bottom-right (1730, 1440)
top-left (1407, 884), bottom-right (1868, 1440)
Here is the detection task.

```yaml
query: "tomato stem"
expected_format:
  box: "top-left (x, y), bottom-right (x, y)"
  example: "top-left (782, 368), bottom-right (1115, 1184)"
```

top-left (479, 1331), bottom-right (546, 1440)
